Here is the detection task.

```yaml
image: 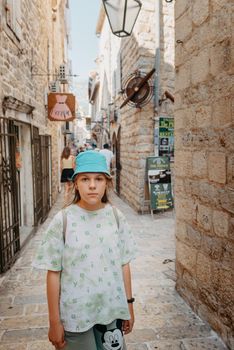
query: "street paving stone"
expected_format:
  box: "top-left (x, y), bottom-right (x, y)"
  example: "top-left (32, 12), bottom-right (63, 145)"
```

top-left (0, 192), bottom-right (228, 349)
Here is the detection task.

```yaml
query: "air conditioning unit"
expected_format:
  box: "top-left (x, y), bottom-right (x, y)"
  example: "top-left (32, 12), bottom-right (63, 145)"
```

top-left (59, 64), bottom-right (68, 84)
top-left (49, 81), bottom-right (60, 92)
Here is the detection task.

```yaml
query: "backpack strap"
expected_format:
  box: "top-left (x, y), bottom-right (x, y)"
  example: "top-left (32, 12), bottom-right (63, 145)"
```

top-left (62, 209), bottom-right (67, 243)
top-left (112, 206), bottom-right (120, 230)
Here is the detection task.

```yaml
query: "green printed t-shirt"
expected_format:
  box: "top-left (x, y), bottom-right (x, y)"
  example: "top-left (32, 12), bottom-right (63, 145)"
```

top-left (32, 204), bottom-right (136, 332)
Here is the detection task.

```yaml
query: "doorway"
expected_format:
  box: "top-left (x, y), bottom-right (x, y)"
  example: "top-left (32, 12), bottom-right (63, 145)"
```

top-left (0, 117), bottom-right (20, 272)
top-left (15, 122), bottom-right (34, 245)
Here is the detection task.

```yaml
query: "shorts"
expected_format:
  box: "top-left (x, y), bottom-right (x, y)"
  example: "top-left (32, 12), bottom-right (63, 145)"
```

top-left (63, 319), bottom-right (127, 350)
top-left (61, 168), bottom-right (74, 183)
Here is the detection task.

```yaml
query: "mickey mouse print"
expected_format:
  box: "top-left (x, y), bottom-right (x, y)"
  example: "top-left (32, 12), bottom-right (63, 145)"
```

top-left (94, 319), bottom-right (127, 350)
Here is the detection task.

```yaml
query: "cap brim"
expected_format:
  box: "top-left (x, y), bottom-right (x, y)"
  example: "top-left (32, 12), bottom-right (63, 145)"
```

top-left (72, 171), bottom-right (112, 181)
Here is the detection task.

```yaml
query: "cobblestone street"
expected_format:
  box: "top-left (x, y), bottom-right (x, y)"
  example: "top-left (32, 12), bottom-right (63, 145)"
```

top-left (0, 193), bottom-right (227, 350)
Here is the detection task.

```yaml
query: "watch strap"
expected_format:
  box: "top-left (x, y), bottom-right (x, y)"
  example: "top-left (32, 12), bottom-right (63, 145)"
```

top-left (127, 297), bottom-right (135, 303)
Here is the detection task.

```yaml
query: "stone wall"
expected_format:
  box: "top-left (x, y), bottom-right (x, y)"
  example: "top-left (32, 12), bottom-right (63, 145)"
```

top-left (94, 1), bottom-right (175, 212)
top-left (0, 0), bottom-right (68, 203)
top-left (118, 0), bottom-right (155, 212)
top-left (174, 1), bottom-right (233, 348)
top-left (119, 0), bottom-right (175, 212)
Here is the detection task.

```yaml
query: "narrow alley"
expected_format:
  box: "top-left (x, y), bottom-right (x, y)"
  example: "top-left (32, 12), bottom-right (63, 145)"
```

top-left (0, 193), bottom-right (227, 350)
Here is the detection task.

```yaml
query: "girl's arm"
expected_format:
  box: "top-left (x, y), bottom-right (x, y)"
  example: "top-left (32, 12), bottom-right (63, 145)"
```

top-left (122, 263), bottom-right (135, 334)
top-left (47, 270), bottom-right (66, 349)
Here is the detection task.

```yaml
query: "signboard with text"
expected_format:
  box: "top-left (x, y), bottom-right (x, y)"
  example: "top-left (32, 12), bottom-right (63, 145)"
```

top-left (146, 156), bottom-right (173, 211)
top-left (159, 116), bottom-right (174, 159)
top-left (48, 93), bottom-right (76, 121)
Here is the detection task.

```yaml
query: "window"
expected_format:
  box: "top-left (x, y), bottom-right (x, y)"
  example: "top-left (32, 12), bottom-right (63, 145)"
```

top-left (5, 0), bottom-right (22, 40)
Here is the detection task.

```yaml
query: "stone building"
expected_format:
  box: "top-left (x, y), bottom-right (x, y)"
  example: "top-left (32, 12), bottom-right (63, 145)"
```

top-left (0, 0), bottom-right (71, 273)
top-left (90, 0), bottom-right (175, 211)
top-left (174, 1), bottom-right (233, 348)
top-left (74, 108), bottom-right (91, 148)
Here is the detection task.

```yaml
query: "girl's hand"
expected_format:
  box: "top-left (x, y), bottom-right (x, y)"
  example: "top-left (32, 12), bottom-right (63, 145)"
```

top-left (122, 304), bottom-right (135, 334)
top-left (48, 321), bottom-right (66, 349)
top-left (122, 318), bottom-right (134, 334)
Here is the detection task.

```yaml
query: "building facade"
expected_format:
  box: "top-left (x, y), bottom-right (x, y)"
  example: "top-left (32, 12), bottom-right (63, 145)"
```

top-left (174, 1), bottom-right (233, 348)
top-left (90, 0), bottom-right (175, 212)
top-left (0, 0), bottom-right (71, 273)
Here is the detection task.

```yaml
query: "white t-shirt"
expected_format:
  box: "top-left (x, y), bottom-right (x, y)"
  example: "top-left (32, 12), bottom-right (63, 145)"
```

top-left (99, 149), bottom-right (114, 170)
top-left (32, 204), bottom-right (136, 333)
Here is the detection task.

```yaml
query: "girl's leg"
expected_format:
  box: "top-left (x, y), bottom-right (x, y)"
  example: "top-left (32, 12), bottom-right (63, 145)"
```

top-left (64, 329), bottom-right (97, 350)
top-left (94, 319), bottom-right (127, 350)
top-left (60, 182), bottom-right (65, 194)
top-left (64, 181), bottom-right (73, 204)
top-left (64, 182), bottom-right (69, 196)
top-left (64, 182), bottom-right (71, 204)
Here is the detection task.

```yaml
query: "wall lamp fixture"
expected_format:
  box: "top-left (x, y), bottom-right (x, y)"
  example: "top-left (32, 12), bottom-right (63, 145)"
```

top-left (102, 0), bottom-right (142, 37)
top-left (159, 90), bottom-right (175, 105)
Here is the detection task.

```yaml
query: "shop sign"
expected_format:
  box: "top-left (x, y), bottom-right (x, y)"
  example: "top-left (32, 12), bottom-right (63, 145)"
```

top-left (149, 182), bottom-right (173, 210)
top-left (159, 116), bottom-right (174, 160)
top-left (146, 156), bottom-right (173, 211)
top-left (48, 93), bottom-right (75, 121)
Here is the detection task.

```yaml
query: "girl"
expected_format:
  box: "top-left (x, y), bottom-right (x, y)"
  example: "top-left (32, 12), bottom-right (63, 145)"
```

top-left (33, 151), bottom-right (136, 350)
top-left (60, 146), bottom-right (75, 202)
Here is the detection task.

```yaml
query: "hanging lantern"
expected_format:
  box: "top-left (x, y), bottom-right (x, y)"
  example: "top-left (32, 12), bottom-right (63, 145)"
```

top-left (102, 0), bottom-right (142, 37)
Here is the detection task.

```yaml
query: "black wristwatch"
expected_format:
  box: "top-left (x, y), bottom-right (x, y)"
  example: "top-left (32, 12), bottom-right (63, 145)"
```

top-left (127, 297), bottom-right (135, 303)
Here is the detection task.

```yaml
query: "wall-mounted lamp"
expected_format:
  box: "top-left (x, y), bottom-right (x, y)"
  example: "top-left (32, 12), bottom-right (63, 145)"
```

top-left (102, 0), bottom-right (142, 37)
top-left (159, 90), bottom-right (174, 105)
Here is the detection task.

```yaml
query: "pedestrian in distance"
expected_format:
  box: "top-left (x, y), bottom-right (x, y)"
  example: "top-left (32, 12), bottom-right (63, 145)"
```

top-left (33, 150), bottom-right (136, 350)
top-left (70, 142), bottom-right (78, 157)
top-left (79, 146), bottom-right (85, 153)
top-left (99, 143), bottom-right (114, 173)
top-left (60, 146), bottom-right (75, 203)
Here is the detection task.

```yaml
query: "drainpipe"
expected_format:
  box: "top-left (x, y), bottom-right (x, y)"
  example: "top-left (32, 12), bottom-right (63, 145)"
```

top-left (154, 0), bottom-right (161, 155)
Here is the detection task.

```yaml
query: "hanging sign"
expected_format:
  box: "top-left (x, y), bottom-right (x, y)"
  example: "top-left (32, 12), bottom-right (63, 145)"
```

top-left (146, 156), bottom-right (173, 210)
top-left (48, 93), bottom-right (75, 121)
top-left (159, 116), bottom-right (174, 160)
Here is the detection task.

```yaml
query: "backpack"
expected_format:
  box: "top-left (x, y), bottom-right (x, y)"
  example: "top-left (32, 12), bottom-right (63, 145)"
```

top-left (62, 206), bottom-right (120, 243)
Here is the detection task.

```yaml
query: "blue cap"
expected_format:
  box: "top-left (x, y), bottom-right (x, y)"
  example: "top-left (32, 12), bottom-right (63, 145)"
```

top-left (72, 151), bottom-right (110, 180)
